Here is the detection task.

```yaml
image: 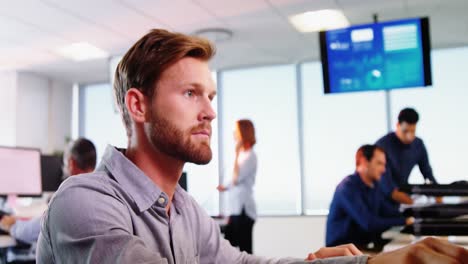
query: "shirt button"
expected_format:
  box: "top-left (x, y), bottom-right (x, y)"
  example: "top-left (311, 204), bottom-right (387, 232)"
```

top-left (158, 197), bottom-right (166, 205)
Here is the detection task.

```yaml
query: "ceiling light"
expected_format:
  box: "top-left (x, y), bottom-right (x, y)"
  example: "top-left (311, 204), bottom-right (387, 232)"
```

top-left (56, 42), bottom-right (108, 61)
top-left (193, 28), bottom-right (233, 43)
top-left (289, 9), bottom-right (350, 33)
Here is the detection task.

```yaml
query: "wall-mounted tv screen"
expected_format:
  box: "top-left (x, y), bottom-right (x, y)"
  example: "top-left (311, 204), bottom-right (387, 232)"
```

top-left (320, 17), bottom-right (432, 94)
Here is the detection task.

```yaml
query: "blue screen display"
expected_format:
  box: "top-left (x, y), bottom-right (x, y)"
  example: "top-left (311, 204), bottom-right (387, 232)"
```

top-left (321, 18), bottom-right (431, 94)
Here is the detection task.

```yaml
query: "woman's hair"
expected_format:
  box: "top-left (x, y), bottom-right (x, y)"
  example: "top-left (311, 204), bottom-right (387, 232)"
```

top-left (237, 119), bottom-right (256, 147)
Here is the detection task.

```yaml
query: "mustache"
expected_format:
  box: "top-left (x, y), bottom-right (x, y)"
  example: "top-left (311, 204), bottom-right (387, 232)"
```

top-left (190, 123), bottom-right (212, 136)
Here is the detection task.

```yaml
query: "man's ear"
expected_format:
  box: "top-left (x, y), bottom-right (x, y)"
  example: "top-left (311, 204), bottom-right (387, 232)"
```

top-left (125, 88), bottom-right (150, 124)
top-left (68, 158), bottom-right (76, 176)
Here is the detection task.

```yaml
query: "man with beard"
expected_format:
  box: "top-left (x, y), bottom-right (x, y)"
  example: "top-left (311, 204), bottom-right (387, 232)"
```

top-left (37, 29), bottom-right (468, 264)
top-left (326, 145), bottom-right (410, 249)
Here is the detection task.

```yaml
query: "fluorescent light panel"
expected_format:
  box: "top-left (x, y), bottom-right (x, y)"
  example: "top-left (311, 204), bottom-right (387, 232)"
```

top-left (289, 9), bottom-right (350, 33)
top-left (56, 42), bottom-right (108, 61)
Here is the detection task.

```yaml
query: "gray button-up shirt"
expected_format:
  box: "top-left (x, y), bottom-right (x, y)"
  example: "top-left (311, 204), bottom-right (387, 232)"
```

top-left (37, 145), bottom-right (368, 264)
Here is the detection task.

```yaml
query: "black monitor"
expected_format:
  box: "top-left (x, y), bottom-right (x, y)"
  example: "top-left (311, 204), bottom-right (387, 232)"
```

top-left (0, 146), bottom-right (42, 196)
top-left (41, 155), bottom-right (63, 192)
top-left (179, 172), bottom-right (187, 192)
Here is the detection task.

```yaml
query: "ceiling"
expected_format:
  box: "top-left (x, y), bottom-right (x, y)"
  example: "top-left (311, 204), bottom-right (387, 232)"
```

top-left (1, 0), bottom-right (468, 84)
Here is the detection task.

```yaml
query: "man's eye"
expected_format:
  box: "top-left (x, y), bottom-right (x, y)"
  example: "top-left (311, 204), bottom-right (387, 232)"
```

top-left (185, 90), bottom-right (194, 97)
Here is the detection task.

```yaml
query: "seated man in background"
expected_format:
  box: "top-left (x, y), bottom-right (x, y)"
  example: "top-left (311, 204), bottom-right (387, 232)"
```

top-left (376, 108), bottom-right (438, 205)
top-left (326, 145), bottom-right (412, 249)
top-left (0, 138), bottom-right (96, 262)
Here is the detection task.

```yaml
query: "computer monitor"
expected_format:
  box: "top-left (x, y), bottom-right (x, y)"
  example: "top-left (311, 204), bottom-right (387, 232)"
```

top-left (179, 172), bottom-right (188, 192)
top-left (0, 146), bottom-right (42, 196)
top-left (320, 17), bottom-right (432, 94)
top-left (41, 155), bottom-right (63, 192)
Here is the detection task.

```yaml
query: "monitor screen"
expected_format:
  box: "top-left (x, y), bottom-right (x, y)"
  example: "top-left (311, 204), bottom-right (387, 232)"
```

top-left (179, 172), bottom-right (188, 192)
top-left (320, 17), bottom-right (432, 94)
top-left (0, 146), bottom-right (42, 195)
top-left (41, 155), bottom-right (63, 192)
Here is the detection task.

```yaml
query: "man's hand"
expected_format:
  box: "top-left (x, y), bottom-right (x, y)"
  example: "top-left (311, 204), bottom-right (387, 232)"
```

top-left (406, 217), bottom-right (415, 226)
top-left (391, 189), bottom-right (414, 205)
top-left (369, 237), bottom-right (468, 264)
top-left (0, 215), bottom-right (16, 231)
top-left (306, 244), bottom-right (363, 260)
top-left (435, 196), bottom-right (444, 204)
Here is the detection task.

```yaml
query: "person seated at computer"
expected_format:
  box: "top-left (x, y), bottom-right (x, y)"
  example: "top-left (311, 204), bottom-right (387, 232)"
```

top-left (0, 138), bottom-right (96, 245)
top-left (376, 108), bottom-right (438, 205)
top-left (326, 144), bottom-right (412, 249)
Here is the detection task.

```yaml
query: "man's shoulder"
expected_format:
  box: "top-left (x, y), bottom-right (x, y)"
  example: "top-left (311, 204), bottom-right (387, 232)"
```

top-left (58, 171), bottom-right (114, 193)
top-left (336, 174), bottom-right (358, 193)
top-left (414, 136), bottom-right (425, 146)
top-left (49, 171), bottom-right (119, 208)
top-left (45, 170), bottom-right (132, 233)
top-left (376, 132), bottom-right (394, 146)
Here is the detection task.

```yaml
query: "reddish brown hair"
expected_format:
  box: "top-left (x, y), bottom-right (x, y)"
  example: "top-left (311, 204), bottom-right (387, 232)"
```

top-left (237, 119), bottom-right (256, 147)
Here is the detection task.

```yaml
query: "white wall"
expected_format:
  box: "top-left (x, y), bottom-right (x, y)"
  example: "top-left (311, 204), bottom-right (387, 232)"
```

top-left (254, 216), bottom-right (327, 259)
top-left (48, 80), bottom-right (73, 153)
top-left (15, 73), bottom-right (50, 151)
top-left (0, 71), bottom-right (17, 147)
top-left (0, 71), bottom-right (73, 153)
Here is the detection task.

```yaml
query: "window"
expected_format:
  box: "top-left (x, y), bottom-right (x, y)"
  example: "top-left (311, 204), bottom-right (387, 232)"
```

top-left (300, 62), bottom-right (387, 214)
top-left (389, 47), bottom-right (468, 185)
top-left (80, 83), bottom-right (127, 162)
top-left (220, 65), bottom-right (302, 215)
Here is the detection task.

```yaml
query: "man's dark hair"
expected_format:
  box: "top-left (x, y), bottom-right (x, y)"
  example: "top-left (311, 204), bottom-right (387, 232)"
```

top-left (356, 144), bottom-right (385, 165)
top-left (70, 138), bottom-right (97, 171)
top-left (114, 29), bottom-right (216, 137)
top-left (398, 108), bottom-right (419, 124)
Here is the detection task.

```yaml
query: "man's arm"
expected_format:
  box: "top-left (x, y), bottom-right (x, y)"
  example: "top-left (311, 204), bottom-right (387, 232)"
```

top-left (418, 141), bottom-right (437, 184)
top-left (338, 189), bottom-right (405, 233)
top-left (390, 189), bottom-right (413, 205)
top-left (37, 178), bottom-right (168, 263)
top-left (193, 196), bottom-right (367, 264)
top-left (379, 165), bottom-right (413, 205)
top-left (10, 217), bottom-right (41, 244)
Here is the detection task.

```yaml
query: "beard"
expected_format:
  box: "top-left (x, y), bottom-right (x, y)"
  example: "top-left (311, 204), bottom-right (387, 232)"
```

top-left (147, 109), bottom-right (213, 165)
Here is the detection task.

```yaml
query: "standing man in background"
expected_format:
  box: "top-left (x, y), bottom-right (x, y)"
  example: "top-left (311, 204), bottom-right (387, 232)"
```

top-left (376, 108), bottom-right (437, 205)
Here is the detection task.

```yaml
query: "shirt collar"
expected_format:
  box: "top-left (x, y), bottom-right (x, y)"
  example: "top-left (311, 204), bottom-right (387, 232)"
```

top-left (352, 171), bottom-right (375, 189)
top-left (99, 145), bottom-right (168, 213)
